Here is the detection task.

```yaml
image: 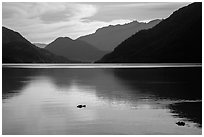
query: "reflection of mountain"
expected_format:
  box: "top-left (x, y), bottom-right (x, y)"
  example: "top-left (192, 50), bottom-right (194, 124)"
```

top-left (2, 27), bottom-right (73, 63)
top-left (78, 19), bottom-right (161, 51)
top-left (2, 68), bottom-right (37, 99)
top-left (112, 68), bottom-right (202, 100)
top-left (98, 3), bottom-right (202, 63)
top-left (3, 67), bottom-right (201, 101)
top-left (169, 102), bottom-right (202, 127)
top-left (36, 68), bottom-right (141, 102)
top-left (111, 67), bottom-right (202, 128)
top-left (3, 67), bottom-right (201, 127)
top-left (2, 68), bottom-right (140, 102)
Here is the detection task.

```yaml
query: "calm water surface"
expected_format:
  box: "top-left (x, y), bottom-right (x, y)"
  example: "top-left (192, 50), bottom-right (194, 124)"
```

top-left (2, 66), bottom-right (202, 134)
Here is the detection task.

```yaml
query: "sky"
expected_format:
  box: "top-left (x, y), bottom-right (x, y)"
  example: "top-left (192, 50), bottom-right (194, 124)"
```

top-left (2, 2), bottom-right (190, 44)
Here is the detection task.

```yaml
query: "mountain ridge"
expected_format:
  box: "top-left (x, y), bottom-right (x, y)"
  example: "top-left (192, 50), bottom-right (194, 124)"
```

top-left (97, 2), bottom-right (202, 63)
top-left (45, 37), bottom-right (108, 62)
top-left (2, 27), bottom-right (74, 63)
top-left (77, 19), bottom-right (161, 51)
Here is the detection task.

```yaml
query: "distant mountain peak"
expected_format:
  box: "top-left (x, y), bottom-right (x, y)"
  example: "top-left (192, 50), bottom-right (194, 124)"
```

top-left (55, 37), bottom-right (73, 41)
top-left (78, 19), bottom-right (161, 51)
top-left (148, 19), bottom-right (163, 23)
top-left (33, 43), bottom-right (47, 48)
top-left (2, 26), bottom-right (73, 63)
top-left (45, 36), bottom-right (108, 62)
top-left (95, 20), bottom-right (142, 33)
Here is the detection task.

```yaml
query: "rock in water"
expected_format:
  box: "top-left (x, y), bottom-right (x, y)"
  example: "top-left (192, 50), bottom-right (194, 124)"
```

top-left (77, 105), bottom-right (86, 108)
top-left (176, 121), bottom-right (185, 126)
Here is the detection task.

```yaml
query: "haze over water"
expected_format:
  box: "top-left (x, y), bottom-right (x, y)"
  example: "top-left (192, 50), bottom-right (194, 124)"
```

top-left (2, 65), bottom-right (202, 135)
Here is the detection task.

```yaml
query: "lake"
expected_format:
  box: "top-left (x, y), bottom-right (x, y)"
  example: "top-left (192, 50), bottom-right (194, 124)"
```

top-left (2, 64), bottom-right (202, 135)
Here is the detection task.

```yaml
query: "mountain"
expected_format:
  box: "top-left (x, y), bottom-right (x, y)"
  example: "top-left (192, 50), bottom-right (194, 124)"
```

top-left (45, 37), bottom-right (108, 62)
top-left (77, 19), bottom-right (161, 51)
top-left (3, 27), bottom-right (31, 45)
top-left (2, 27), bottom-right (73, 63)
top-left (98, 3), bottom-right (202, 63)
top-left (33, 43), bottom-right (47, 48)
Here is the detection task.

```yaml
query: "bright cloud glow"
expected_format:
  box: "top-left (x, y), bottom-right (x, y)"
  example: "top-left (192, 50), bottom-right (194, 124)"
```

top-left (2, 2), bottom-right (189, 44)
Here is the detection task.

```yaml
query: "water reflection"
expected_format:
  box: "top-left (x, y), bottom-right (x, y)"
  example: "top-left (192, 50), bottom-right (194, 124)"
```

top-left (112, 68), bottom-right (202, 100)
top-left (169, 102), bottom-right (202, 127)
top-left (2, 68), bottom-right (37, 99)
top-left (2, 67), bottom-right (202, 134)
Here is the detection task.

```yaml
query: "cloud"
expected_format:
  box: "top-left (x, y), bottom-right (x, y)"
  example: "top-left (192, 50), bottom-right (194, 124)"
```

top-left (69, 4), bottom-right (98, 21)
top-left (89, 2), bottom-right (189, 22)
top-left (2, 2), bottom-right (189, 44)
top-left (2, 2), bottom-right (133, 43)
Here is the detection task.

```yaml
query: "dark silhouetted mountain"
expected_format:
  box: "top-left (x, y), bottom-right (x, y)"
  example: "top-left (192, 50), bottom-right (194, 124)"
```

top-left (98, 3), bottom-right (202, 63)
top-left (45, 37), bottom-right (108, 62)
top-left (2, 27), bottom-right (74, 63)
top-left (77, 19), bottom-right (161, 51)
top-left (3, 27), bottom-right (30, 45)
top-left (33, 43), bottom-right (47, 48)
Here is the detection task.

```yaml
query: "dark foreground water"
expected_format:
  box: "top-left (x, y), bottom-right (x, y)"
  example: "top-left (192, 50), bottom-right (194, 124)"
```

top-left (2, 65), bottom-right (202, 134)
